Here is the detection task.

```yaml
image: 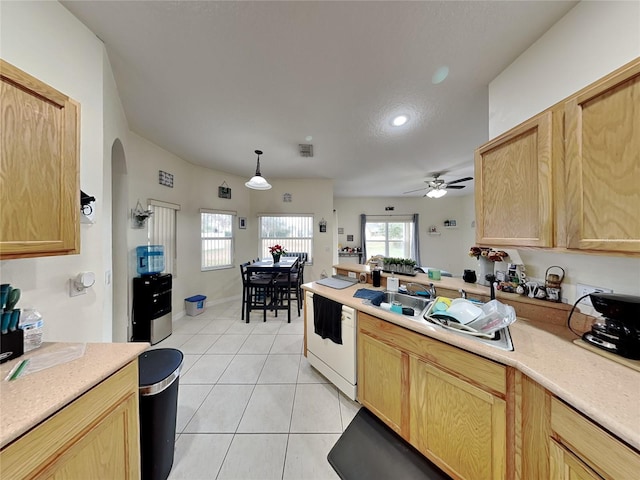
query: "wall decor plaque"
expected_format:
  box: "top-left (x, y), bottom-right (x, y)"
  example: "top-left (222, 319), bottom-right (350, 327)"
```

top-left (218, 181), bottom-right (231, 199)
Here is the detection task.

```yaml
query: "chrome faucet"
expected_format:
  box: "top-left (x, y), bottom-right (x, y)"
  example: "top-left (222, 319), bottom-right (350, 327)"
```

top-left (428, 282), bottom-right (437, 299)
top-left (458, 288), bottom-right (467, 299)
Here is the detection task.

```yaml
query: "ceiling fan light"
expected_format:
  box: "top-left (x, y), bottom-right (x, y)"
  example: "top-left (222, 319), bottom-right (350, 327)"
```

top-left (426, 188), bottom-right (447, 199)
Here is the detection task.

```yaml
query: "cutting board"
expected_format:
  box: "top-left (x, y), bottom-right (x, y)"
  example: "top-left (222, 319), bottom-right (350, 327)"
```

top-left (573, 338), bottom-right (640, 373)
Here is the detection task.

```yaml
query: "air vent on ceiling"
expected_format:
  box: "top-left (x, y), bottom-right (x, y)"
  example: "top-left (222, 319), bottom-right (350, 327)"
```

top-left (299, 144), bottom-right (314, 157)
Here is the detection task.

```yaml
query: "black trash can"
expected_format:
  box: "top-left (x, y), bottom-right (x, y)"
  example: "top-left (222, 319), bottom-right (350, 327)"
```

top-left (138, 348), bottom-right (184, 480)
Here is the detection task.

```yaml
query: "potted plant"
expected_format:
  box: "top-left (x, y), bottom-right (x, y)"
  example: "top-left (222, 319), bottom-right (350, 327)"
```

top-left (269, 244), bottom-right (287, 263)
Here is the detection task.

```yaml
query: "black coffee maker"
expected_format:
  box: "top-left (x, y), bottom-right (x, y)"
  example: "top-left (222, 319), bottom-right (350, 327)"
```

top-left (582, 293), bottom-right (640, 359)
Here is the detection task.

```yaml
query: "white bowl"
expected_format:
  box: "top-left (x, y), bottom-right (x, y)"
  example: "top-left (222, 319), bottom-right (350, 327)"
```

top-left (445, 301), bottom-right (483, 325)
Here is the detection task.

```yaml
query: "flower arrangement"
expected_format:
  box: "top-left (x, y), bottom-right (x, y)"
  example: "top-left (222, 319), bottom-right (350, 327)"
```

top-left (268, 244), bottom-right (287, 256)
top-left (468, 246), bottom-right (508, 262)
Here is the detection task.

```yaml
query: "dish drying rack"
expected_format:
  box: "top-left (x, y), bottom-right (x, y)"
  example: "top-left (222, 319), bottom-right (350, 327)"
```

top-left (423, 298), bottom-right (516, 340)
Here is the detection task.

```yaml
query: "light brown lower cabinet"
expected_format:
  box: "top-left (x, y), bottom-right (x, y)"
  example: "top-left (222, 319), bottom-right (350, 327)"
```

top-left (0, 361), bottom-right (140, 479)
top-left (357, 313), bottom-right (640, 479)
top-left (357, 326), bottom-right (406, 434)
top-left (549, 439), bottom-right (600, 480)
top-left (358, 313), bottom-right (508, 479)
top-left (410, 356), bottom-right (506, 480)
top-left (550, 397), bottom-right (640, 480)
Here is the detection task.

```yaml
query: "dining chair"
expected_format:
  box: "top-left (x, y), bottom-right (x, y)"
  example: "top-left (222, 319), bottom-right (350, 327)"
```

top-left (273, 261), bottom-right (305, 318)
top-left (240, 262), bottom-right (273, 322)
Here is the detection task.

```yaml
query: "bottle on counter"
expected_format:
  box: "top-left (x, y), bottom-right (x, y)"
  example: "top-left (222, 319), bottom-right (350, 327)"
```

top-left (20, 308), bottom-right (43, 352)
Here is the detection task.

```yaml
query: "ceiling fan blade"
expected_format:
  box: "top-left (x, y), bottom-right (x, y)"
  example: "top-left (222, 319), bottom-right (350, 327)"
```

top-left (403, 186), bottom-right (429, 194)
top-left (446, 176), bottom-right (473, 186)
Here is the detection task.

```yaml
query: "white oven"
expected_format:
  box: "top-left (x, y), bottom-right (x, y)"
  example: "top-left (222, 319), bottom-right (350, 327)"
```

top-left (305, 292), bottom-right (357, 400)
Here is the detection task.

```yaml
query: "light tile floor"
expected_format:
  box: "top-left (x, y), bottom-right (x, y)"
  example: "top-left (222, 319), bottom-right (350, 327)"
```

top-left (152, 299), bottom-right (361, 480)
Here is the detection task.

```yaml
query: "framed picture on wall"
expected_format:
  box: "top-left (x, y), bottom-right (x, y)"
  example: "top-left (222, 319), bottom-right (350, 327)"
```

top-left (239, 217), bottom-right (247, 229)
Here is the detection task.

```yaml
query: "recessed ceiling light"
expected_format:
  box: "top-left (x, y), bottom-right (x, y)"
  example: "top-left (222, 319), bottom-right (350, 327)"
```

top-left (432, 66), bottom-right (449, 84)
top-left (305, 135), bottom-right (313, 142)
top-left (392, 115), bottom-right (408, 127)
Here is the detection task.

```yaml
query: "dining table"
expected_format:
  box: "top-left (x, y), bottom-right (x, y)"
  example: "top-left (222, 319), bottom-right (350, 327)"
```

top-left (245, 256), bottom-right (299, 323)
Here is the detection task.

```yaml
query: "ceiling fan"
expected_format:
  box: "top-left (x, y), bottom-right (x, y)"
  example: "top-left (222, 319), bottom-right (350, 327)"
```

top-left (403, 174), bottom-right (473, 198)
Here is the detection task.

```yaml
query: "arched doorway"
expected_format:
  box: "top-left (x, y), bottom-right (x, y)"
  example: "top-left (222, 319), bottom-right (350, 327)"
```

top-left (111, 138), bottom-right (129, 342)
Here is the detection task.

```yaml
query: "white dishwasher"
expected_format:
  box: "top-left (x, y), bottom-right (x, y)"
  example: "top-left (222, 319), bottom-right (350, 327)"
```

top-left (305, 292), bottom-right (357, 400)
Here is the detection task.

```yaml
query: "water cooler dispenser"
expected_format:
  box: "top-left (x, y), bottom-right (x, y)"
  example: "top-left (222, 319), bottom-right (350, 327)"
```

top-left (132, 246), bottom-right (172, 345)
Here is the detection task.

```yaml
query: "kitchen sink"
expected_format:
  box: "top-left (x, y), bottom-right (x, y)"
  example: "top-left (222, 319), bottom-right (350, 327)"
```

top-left (365, 292), bottom-right (432, 318)
top-left (367, 292), bottom-right (514, 351)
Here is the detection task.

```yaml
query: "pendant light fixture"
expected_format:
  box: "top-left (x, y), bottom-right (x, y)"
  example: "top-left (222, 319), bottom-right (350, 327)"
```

top-left (245, 149), bottom-right (272, 190)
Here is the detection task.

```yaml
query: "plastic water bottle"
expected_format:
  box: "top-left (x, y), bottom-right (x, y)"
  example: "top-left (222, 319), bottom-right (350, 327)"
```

top-left (20, 309), bottom-right (43, 352)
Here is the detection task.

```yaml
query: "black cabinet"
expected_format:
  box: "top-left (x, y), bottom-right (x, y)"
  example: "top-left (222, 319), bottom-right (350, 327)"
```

top-left (132, 274), bottom-right (172, 344)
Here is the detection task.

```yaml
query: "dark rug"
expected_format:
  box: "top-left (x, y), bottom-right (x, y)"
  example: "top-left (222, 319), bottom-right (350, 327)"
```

top-left (328, 408), bottom-right (451, 480)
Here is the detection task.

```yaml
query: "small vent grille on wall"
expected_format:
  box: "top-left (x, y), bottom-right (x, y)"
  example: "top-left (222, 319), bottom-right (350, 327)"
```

top-left (299, 144), bottom-right (314, 157)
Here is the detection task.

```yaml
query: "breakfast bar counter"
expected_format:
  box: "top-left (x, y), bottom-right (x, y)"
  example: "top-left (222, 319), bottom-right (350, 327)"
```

top-left (0, 341), bottom-right (149, 449)
top-left (303, 280), bottom-right (640, 452)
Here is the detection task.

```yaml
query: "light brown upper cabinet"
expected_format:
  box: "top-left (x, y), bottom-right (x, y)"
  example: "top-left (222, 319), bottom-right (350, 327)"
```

top-left (0, 59), bottom-right (80, 259)
top-left (474, 111), bottom-right (554, 247)
top-left (564, 59), bottom-right (640, 254)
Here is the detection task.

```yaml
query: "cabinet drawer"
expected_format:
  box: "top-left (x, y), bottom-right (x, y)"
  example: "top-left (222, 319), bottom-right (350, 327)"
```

top-left (550, 397), bottom-right (640, 479)
top-left (359, 313), bottom-right (506, 395)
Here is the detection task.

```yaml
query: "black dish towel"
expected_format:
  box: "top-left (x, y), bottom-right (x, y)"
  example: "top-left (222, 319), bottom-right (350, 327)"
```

top-left (313, 295), bottom-right (343, 345)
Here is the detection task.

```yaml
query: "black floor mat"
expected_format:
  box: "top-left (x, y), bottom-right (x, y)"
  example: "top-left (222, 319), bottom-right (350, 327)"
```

top-left (328, 408), bottom-right (451, 480)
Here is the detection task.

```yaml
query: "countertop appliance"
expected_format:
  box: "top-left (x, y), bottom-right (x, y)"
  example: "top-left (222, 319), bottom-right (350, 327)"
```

top-left (305, 292), bottom-right (357, 400)
top-left (582, 293), bottom-right (640, 359)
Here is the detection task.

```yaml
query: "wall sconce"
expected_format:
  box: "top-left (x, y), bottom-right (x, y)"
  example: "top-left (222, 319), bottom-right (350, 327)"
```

top-left (80, 190), bottom-right (96, 224)
top-left (69, 271), bottom-right (95, 297)
top-left (319, 218), bottom-right (327, 233)
top-left (131, 200), bottom-right (153, 229)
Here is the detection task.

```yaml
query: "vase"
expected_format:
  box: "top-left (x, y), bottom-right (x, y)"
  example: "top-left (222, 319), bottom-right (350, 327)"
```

top-left (272, 253), bottom-right (281, 264)
top-left (477, 256), bottom-right (494, 286)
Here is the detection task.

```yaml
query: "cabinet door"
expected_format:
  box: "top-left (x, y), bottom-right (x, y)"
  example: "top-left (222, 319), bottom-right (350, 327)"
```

top-left (409, 356), bottom-right (506, 480)
top-left (0, 59), bottom-right (79, 259)
top-left (49, 393), bottom-right (139, 479)
top-left (550, 440), bottom-right (600, 480)
top-left (474, 111), bottom-right (553, 247)
top-left (564, 58), bottom-right (640, 253)
top-left (357, 325), bottom-right (407, 435)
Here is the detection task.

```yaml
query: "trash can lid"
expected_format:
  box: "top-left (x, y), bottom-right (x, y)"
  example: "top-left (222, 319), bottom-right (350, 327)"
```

top-left (138, 348), bottom-right (183, 395)
top-left (185, 295), bottom-right (206, 302)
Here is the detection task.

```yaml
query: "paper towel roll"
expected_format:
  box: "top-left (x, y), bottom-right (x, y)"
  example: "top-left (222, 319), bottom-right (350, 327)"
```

top-left (380, 302), bottom-right (391, 311)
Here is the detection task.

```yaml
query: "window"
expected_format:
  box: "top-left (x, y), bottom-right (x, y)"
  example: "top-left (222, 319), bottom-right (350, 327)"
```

top-left (201, 210), bottom-right (234, 270)
top-left (259, 215), bottom-right (313, 261)
top-left (365, 218), bottom-right (414, 258)
top-left (148, 199), bottom-right (180, 276)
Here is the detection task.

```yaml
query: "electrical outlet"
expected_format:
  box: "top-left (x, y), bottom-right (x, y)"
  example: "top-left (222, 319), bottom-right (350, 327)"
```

top-left (576, 283), bottom-right (613, 306)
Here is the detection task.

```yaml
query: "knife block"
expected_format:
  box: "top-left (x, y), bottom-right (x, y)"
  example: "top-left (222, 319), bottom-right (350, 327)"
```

top-left (0, 329), bottom-right (24, 364)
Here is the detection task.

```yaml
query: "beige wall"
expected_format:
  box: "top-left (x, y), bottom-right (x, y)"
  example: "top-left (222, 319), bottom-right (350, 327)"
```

top-left (247, 178), bottom-right (335, 282)
top-left (125, 133), bottom-right (254, 315)
top-left (334, 195), bottom-right (477, 276)
top-left (488, 0), bottom-right (640, 305)
top-left (0, 1), bottom-right (107, 342)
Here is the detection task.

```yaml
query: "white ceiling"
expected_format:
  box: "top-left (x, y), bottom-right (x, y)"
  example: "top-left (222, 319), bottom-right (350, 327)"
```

top-left (62, 1), bottom-right (577, 198)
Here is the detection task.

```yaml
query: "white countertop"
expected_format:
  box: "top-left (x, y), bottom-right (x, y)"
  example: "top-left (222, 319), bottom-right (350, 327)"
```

top-left (0, 341), bottom-right (149, 448)
top-left (303, 281), bottom-right (640, 451)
